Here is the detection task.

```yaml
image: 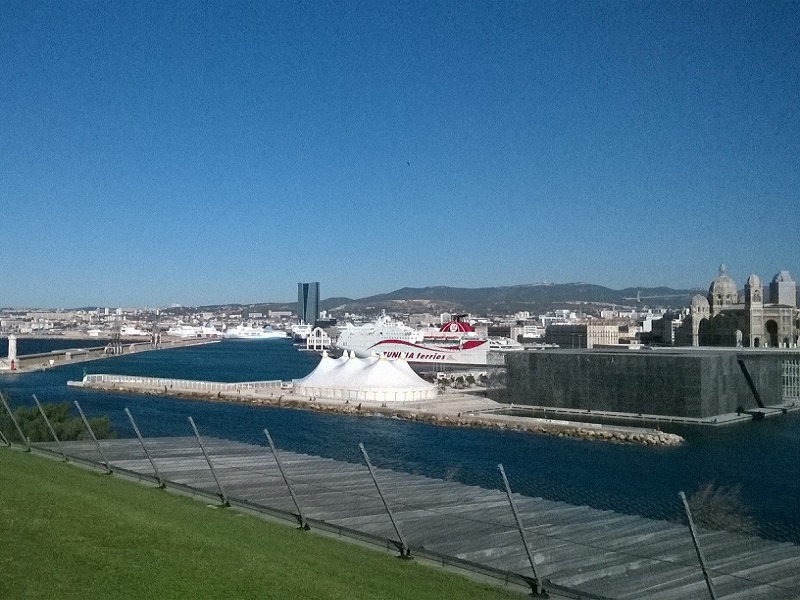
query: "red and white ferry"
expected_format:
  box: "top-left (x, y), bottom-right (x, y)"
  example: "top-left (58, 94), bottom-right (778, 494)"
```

top-left (335, 313), bottom-right (520, 365)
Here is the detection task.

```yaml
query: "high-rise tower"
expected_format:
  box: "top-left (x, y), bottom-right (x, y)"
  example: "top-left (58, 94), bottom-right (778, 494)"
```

top-left (298, 282), bottom-right (320, 325)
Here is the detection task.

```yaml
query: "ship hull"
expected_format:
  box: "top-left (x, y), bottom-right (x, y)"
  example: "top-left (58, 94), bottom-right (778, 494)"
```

top-left (345, 339), bottom-right (490, 365)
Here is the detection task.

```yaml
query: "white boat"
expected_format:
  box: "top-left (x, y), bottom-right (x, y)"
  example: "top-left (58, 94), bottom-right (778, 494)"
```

top-left (166, 324), bottom-right (223, 338)
top-left (120, 325), bottom-right (150, 337)
top-left (334, 313), bottom-right (513, 365)
top-left (224, 324), bottom-right (288, 340)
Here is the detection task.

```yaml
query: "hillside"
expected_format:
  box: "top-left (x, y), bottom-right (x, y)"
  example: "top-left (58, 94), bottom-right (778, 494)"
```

top-left (173, 283), bottom-right (700, 317)
top-left (319, 283), bottom-right (700, 315)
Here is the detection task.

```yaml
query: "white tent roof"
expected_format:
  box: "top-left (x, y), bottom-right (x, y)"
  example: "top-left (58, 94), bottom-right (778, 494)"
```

top-left (296, 354), bottom-right (436, 397)
top-left (298, 351), bottom-right (338, 386)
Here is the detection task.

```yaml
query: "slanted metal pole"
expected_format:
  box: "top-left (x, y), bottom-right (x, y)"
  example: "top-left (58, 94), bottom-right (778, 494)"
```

top-left (74, 401), bottom-right (111, 473)
top-left (32, 395), bottom-right (67, 461)
top-left (358, 442), bottom-right (411, 558)
top-left (680, 491), bottom-right (718, 600)
top-left (0, 427), bottom-right (10, 446)
top-left (124, 408), bottom-right (165, 488)
top-left (264, 428), bottom-right (309, 529)
top-left (188, 417), bottom-right (229, 506)
top-left (499, 463), bottom-right (545, 597)
top-left (0, 392), bottom-right (29, 451)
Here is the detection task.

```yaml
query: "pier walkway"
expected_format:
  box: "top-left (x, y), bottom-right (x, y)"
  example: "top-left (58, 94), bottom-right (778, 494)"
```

top-left (29, 435), bottom-right (800, 599)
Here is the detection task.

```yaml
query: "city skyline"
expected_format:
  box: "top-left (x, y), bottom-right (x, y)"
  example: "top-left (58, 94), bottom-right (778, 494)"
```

top-left (3, 2), bottom-right (798, 307)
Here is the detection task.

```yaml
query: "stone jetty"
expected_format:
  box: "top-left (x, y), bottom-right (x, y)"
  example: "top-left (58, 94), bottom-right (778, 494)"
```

top-left (73, 376), bottom-right (684, 447)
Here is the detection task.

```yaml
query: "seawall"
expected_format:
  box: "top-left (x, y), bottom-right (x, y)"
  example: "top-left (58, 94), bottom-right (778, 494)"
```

top-left (2, 338), bottom-right (219, 372)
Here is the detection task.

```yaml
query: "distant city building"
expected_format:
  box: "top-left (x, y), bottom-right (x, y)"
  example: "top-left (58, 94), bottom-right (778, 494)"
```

top-left (676, 265), bottom-right (799, 348)
top-left (297, 282), bottom-right (320, 325)
top-left (518, 324), bottom-right (544, 339)
top-left (409, 313), bottom-right (437, 326)
top-left (544, 322), bottom-right (621, 349)
top-left (641, 312), bottom-right (684, 345)
top-left (305, 326), bottom-right (332, 351)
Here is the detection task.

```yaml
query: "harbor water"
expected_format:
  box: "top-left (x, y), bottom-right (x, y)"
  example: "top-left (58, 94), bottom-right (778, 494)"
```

top-left (1, 338), bottom-right (799, 543)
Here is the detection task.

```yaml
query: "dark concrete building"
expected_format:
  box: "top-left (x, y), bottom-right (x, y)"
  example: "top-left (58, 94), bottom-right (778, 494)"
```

top-left (505, 348), bottom-right (799, 419)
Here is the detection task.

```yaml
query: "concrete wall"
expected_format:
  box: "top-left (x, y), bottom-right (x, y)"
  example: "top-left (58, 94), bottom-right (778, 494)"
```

top-left (505, 349), bottom-right (793, 418)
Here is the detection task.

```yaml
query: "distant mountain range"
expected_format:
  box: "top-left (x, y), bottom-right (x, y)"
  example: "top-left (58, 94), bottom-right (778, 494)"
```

top-left (180, 283), bottom-right (703, 318)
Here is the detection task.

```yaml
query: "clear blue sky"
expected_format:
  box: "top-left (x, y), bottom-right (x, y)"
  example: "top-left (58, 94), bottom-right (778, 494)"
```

top-left (2, 1), bottom-right (798, 308)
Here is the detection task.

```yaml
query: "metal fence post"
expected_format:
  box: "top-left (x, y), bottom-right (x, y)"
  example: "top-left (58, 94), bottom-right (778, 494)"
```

top-left (73, 401), bottom-right (111, 473)
top-left (358, 442), bottom-right (411, 558)
top-left (188, 417), bottom-right (229, 506)
top-left (0, 392), bottom-right (29, 451)
top-left (499, 463), bottom-right (545, 597)
top-left (32, 395), bottom-right (67, 461)
top-left (124, 408), bottom-right (165, 488)
top-left (264, 428), bottom-right (309, 529)
top-left (680, 491), bottom-right (718, 600)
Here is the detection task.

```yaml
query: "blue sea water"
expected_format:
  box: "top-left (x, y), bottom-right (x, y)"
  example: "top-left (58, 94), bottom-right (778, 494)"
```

top-left (2, 338), bottom-right (799, 543)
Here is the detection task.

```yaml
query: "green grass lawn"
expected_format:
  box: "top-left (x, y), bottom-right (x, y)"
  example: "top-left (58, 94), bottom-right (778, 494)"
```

top-left (0, 448), bottom-right (522, 599)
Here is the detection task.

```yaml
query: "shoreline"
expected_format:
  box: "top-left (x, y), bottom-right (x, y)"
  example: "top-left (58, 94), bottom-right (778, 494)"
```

top-left (72, 380), bottom-right (684, 447)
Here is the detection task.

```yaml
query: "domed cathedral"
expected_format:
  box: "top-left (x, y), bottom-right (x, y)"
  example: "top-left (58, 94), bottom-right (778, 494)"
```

top-left (676, 265), bottom-right (799, 348)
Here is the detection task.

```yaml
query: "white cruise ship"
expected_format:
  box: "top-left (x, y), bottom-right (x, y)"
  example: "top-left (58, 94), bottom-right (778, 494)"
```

top-left (224, 324), bottom-right (288, 340)
top-left (165, 324), bottom-right (223, 338)
top-left (335, 314), bottom-right (514, 365)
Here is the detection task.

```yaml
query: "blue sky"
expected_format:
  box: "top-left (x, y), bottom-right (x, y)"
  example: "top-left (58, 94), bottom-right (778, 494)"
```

top-left (2, 1), bottom-right (798, 308)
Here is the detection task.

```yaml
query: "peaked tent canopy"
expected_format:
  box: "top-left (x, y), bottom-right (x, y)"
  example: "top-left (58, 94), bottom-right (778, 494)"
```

top-left (295, 353), bottom-right (437, 403)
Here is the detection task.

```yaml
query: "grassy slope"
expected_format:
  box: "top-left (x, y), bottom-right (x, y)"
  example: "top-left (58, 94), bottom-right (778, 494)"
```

top-left (0, 449), bottom-right (520, 599)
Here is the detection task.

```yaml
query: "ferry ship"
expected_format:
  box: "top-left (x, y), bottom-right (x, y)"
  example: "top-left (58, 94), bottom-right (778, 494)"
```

top-left (223, 324), bottom-right (288, 340)
top-left (335, 314), bottom-right (521, 365)
top-left (166, 323), bottom-right (223, 338)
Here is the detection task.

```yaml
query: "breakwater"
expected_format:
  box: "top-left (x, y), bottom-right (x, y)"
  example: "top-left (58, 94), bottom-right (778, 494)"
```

top-left (4, 338), bottom-right (218, 372)
top-left (72, 374), bottom-right (683, 447)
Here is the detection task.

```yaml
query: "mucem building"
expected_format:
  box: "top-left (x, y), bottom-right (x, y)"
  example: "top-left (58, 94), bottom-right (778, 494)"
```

top-left (505, 348), bottom-right (799, 419)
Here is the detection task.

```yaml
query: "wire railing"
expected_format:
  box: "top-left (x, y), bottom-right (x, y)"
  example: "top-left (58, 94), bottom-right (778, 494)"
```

top-left (81, 374), bottom-right (283, 393)
top-left (2, 393), bottom-right (799, 599)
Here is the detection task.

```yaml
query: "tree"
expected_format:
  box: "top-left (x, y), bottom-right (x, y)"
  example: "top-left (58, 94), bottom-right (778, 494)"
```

top-left (0, 398), bottom-right (114, 444)
top-left (684, 483), bottom-right (757, 535)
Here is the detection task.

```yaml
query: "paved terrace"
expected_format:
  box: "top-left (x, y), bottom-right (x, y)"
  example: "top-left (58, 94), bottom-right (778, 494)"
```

top-left (31, 436), bottom-right (800, 600)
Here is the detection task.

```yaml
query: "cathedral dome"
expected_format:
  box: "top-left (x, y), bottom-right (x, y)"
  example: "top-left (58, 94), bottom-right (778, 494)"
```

top-left (690, 294), bottom-right (709, 309)
top-left (709, 264), bottom-right (737, 300)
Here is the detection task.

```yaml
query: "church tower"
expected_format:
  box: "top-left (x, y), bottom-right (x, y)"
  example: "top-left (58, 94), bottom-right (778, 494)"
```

top-left (745, 274), bottom-right (764, 347)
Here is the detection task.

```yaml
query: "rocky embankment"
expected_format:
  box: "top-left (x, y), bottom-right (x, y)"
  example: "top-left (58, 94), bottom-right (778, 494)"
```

top-left (85, 382), bottom-right (684, 447)
top-left (299, 401), bottom-right (683, 446)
